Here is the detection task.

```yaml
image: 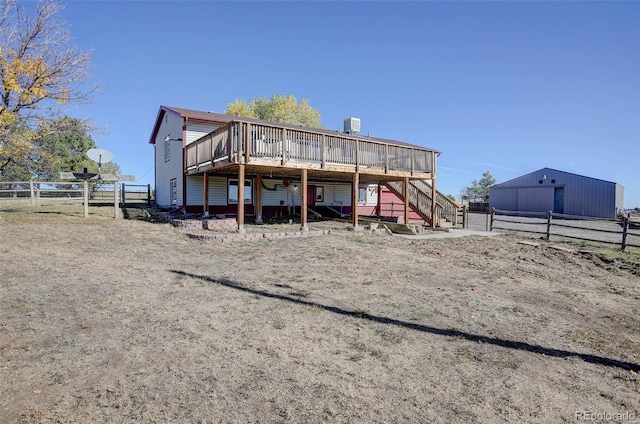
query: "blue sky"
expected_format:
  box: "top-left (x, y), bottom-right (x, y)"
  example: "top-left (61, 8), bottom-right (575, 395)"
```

top-left (57, 1), bottom-right (639, 208)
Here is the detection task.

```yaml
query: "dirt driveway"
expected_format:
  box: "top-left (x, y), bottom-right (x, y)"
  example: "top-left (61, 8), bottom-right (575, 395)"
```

top-left (1, 205), bottom-right (639, 423)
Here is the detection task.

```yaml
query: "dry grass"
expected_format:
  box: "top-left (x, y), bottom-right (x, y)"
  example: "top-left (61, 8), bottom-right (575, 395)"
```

top-left (1, 201), bottom-right (639, 423)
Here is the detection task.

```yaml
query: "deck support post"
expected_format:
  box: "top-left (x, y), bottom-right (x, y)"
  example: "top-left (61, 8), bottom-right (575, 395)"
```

top-left (203, 171), bottom-right (209, 216)
top-left (352, 172), bottom-right (359, 228)
top-left (377, 183), bottom-right (382, 220)
top-left (430, 175), bottom-right (437, 228)
top-left (256, 173), bottom-right (263, 224)
top-left (403, 177), bottom-right (409, 225)
top-left (430, 153), bottom-right (437, 228)
top-left (237, 164), bottom-right (245, 232)
top-left (301, 169), bottom-right (308, 231)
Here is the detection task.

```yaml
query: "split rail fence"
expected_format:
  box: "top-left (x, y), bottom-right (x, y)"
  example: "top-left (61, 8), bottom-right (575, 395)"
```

top-left (490, 208), bottom-right (640, 250)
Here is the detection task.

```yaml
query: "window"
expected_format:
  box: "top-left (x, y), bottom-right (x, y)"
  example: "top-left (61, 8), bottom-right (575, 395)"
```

top-left (164, 137), bottom-right (171, 162)
top-left (358, 187), bottom-right (367, 204)
top-left (315, 186), bottom-right (324, 202)
top-left (228, 179), bottom-right (253, 204)
top-left (170, 179), bottom-right (177, 205)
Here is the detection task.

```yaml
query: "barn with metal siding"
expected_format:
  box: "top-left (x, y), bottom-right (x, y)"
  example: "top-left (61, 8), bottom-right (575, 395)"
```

top-left (489, 168), bottom-right (624, 219)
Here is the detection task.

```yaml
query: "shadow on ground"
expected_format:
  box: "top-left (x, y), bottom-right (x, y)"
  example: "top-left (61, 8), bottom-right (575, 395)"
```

top-left (171, 269), bottom-right (640, 373)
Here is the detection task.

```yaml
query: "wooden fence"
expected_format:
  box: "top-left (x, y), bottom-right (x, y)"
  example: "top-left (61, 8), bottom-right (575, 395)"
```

top-left (0, 180), bottom-right (122, 218)
top-left (490, 208), bottom-right (640, 250)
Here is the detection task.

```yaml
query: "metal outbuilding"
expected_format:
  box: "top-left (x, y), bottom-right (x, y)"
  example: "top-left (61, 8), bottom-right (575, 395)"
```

top-left (489, 168), bottom-right (624, 219)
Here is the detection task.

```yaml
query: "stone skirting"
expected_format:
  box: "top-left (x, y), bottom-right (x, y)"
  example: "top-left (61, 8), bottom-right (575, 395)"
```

top-left (185, 229), bottom-right (330, 243)
top-left (156, 212), bottom-right (331, 243)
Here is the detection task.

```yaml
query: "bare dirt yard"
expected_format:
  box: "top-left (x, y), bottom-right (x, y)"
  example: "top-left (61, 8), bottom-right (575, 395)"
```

top-left (1, 202), bottom-right (640, 423)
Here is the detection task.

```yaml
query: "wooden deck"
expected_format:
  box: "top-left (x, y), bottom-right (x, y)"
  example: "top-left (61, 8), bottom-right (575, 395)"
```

top-left (185, 120), bottom-right (438, 183)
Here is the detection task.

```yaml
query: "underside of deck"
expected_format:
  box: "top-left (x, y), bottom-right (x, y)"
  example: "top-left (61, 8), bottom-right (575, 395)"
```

top-left (182, 119), bottom-right (457, 229)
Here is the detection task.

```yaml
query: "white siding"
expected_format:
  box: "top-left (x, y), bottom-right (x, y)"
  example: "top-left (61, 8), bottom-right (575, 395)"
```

top-left (362, 184), bottom-right (377, 206)
top-left (210, 176), bottom-right (228, 205)
top-left (261, 179), bottom-right (293, 206)
top-left (186, 175), bottom-right (204, 205)
top-left (185, 120), bottom-right (222, 145)
top-left (153, 114), bottom-right (222, 207)
top-left (327, 183), bottom-right (352, 207)
top-left (186, 175), bottom-right (245, 206)
top-left (154, 112), bottom-right (184, 207)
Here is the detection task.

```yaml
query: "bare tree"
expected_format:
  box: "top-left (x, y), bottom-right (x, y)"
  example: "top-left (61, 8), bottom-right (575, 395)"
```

top-left (0, 0), bottom-right (97, 176)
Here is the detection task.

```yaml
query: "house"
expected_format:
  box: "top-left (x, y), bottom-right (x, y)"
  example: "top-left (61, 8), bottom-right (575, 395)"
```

top-left (489, 168), bottom-right (624, 219)
top-left (148, 105), bottom-right (458, 230)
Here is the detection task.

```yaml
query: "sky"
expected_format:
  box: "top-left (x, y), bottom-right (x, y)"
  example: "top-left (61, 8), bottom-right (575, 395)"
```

top-left (55, 1), bottom-right (639, 208)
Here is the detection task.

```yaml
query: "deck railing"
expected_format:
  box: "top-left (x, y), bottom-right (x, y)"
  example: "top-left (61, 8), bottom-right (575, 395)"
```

top-left (411, 180), bottom-right (459, 225)
top-left (186, 120), bottom-right (436, 174)
top-left (385, 180), bottom-right (459, 226)
top-left (186, 125), bottom-right (230, 171)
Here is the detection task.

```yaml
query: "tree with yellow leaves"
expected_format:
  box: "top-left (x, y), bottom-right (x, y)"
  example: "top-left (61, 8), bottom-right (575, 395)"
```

top-left (226, 94), bottom-right (323, 129)
top-left (0, 0), bottom-right (96, 177)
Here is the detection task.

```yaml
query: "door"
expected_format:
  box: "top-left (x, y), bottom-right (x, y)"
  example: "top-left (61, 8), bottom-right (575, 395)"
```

top-left (307, 185), bottom-right (316, 207)
top-left (553, 187), bottom-right (564, 214)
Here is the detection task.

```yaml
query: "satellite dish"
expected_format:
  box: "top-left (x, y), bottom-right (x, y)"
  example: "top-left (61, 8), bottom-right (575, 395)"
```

top-left (87, 148), bottom-right (114, 164)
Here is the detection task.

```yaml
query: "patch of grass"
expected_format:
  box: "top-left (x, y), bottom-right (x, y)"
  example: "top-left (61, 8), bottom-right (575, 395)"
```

top-left (600, 392), bottom-right (614, 400)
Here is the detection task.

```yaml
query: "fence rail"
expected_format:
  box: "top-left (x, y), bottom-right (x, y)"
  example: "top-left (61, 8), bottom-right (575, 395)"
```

top-left (490, 208), bottom-right (640, 250)
top-left (0, 180), bottom-right (139, 218)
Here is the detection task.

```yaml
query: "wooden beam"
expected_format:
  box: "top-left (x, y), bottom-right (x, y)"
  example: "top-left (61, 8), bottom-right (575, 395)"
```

top-left (431, 153), bottom-right (437, 228)
top-left (301, 169), bottom-right (308, 231)
top-left (377, 182), bottom-right (382, 219)
top-left (237, 164), bottom-right (245, 232)
top-left (83, 180), bottom-right (89, 218)
top-left (256, 173), bottom-right (263, 223)
top-left (114, 181), bottom-right (120, 219)
top-left (352, 172), bottom-right (359, 228)
top-left (430, 177), bottom-right (437, 228)
top-left (403, 177), bottom-right (409, 225)
top-left (203, 171), bottom-right (209, 216)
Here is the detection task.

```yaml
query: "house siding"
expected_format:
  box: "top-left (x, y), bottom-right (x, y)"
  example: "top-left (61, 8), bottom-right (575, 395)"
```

top-left (185, 120), bottom-right (222, 145)
top-left (489, 168), bottom-right (622, 219)
top-left (154, 112), bottom-right (184, 207)
top-left (154, 116), bottom-right (222, 208)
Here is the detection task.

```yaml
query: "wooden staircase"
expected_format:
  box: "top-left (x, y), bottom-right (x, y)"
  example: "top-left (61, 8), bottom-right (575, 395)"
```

top-left (384, 180), bottom-right (459, 227)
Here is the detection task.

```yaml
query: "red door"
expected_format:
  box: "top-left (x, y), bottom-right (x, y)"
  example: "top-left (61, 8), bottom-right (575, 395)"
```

top-left (307, 185), bottom-right (316, 207)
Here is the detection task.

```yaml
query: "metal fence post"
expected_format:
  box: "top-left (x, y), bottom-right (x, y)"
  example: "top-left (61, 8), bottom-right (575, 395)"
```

top-left (147, 184), bottom-right (151, 206)
top-left (621, 216), bottom-right (629, 251)
top-left (546, 210), bottom-right (553, 241)
top-left (121, 183), bottom-right (126, 206)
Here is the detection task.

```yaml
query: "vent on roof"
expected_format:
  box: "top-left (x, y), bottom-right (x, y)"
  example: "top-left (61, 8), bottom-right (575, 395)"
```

top-left (343, 117), bottom-right (361, 135)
